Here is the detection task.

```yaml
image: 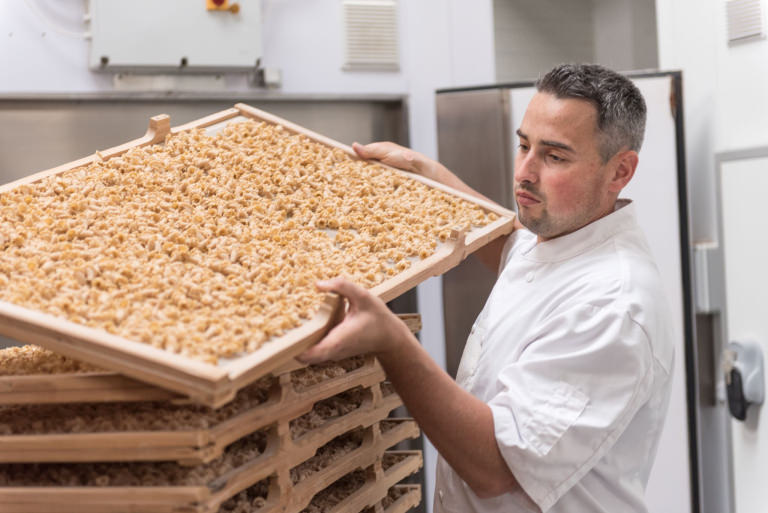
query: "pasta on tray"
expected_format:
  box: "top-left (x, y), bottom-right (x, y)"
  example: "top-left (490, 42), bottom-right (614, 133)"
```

top-left (0, 120), bottom-right (496, 363)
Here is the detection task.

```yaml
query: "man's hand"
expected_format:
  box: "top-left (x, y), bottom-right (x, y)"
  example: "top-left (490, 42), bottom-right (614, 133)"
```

top-left (298, 277), bottom-right (411, 364)
top-left (297, 279), bottom-right (520, 500)
top-left (352, 140), bottom-right (517, 274)
top-left (352, 142), bottom-right (423, 175)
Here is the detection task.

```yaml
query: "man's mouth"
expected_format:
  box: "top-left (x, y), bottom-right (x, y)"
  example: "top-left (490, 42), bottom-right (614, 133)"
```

top-left (515, 190), bottom-right (540, 207)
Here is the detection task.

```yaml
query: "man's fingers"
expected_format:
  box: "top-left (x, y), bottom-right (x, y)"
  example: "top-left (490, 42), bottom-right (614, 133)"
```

top-left (297, 319), bottom-right (360, 363)
top-left (317, 277), bottom-right (369, 305)
top-left (399, 149), bottom-right (416, 166)
top-left (352, 141), bottom-right (389, 160)
top-left (352, 142), bottom-right (418, 173)
top-left (296, 344), bottom-right (328, 364)
top-left (352, 142), bottom-right (371, 159)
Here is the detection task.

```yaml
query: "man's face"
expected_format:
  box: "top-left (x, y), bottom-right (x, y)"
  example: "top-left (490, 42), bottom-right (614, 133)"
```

top-left (514, 92), bottom-right (618, 241)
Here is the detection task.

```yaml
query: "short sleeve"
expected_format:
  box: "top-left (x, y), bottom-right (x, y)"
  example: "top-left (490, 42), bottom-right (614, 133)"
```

top-left (487, 303), bottom-right (654, 511)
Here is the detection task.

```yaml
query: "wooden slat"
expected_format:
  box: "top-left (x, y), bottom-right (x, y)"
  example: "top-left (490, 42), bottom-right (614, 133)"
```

top-left (268, 423), bottom-right (421, 513)
top-left (0, 373), bottom-right (179, 405)
top-left (282, 450), bottom-right (423, 513)
top-left (169, 108), bottom-right (240, 134)
top-left (0, 293), bottom-right (343, 408)
top-left (0, 419), bottom-right (419, 513)
top-left (0, 357), bottom-right (389, 464)
top-left (0, 315), bottom-right (417, 406)
top-left (0, 486), bottom-right (209, 506)
top-left (332, 456), bottom-right (423, 513)
top-left (397, 314), bottom-right (421, 334)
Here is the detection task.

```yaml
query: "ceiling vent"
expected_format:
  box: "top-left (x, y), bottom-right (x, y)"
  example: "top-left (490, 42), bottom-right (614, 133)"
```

top-left (726, 0), bottom-right (766, 44)
top-left (343, 0), bottom-right (399, 71)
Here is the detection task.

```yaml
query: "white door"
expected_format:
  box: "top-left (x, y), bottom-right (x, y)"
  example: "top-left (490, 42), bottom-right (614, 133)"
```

top-left (719, 152), bottom-right (768, 513)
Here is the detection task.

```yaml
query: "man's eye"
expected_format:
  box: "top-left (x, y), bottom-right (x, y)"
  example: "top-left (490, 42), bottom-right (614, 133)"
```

top-left (549, 154), bottom-right (565, 162)
top-left (518, 143), bottom-right (529, 152)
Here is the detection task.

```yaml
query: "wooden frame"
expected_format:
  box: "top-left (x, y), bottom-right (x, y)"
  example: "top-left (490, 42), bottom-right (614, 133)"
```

top-left (0, 420), bottom-right (420, 513)
top-left (0, 356), bottom-right (399, 464)
top-left (285, 452), bottom-right (423, 513)
top-left (0, 315), bottom-right (421, 406)
top-left (0, 104), bottom-right (515, 407)
top-left (0, 372), bottom-right (180, 405)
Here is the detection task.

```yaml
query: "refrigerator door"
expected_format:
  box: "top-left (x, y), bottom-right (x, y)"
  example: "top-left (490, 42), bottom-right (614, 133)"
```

top-left (717, 149), bottom-right (768, 513)
top-left (436, 88), bottom-right (515, 378)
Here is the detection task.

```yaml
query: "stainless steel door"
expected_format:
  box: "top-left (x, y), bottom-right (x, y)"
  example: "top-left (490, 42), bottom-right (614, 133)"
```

top-left (436, 88), bottom-right (514, 377)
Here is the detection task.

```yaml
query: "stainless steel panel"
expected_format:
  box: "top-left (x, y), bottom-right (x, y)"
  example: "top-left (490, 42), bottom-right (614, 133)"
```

top-left (436, 89), bottom-right (513, 377)
top-left (0, 97), bottom-right (407, 185)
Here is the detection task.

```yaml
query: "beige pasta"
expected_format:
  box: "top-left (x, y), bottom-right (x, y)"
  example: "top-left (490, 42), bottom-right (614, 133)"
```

top-left (0, 345), bottom-right (101, 376)
top-left (0, 120), bottom-right (497, 362)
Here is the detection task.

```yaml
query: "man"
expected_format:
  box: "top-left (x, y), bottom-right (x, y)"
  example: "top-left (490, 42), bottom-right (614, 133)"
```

top-left (299, 64), bottom-right (674, 512)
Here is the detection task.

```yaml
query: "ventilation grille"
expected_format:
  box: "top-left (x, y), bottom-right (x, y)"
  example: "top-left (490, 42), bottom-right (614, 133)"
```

top-left (343, 0), bottom-right (399, 71)
top-left (726, 0), bottom-right (766, 44)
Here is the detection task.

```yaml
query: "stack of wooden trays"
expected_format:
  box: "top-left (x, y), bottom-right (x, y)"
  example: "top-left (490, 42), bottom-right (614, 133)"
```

top-left (0, 318), bottom-right (422, 513)
top-left (0, 104), bottom-right (516, 512)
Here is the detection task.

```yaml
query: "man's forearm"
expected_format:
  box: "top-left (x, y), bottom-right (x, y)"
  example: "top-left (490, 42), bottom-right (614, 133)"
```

top-left (376, 324), bottom-right (519, 498)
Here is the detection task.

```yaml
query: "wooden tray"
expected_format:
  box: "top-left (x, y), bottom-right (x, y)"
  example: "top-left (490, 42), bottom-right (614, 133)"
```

top-left (0, 104), bottom-right (515, 407)
top-left (0, 420), bottom-right (420, 513)
top-left (0, 356), bottom-right (401, 464)
top-left (283, 451), bottom-right (423, 513)
top-left (0, 315), bottom-right (420, 406)
top-left (0, 372), bottom-right (180, 405)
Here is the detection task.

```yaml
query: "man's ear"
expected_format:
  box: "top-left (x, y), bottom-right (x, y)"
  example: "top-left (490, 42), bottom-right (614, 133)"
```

top-left (607, 150), bottom-right (638, 193)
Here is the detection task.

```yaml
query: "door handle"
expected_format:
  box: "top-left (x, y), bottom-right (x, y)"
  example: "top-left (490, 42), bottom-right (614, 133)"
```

top-left (723, 340), bottom-right (764, 421)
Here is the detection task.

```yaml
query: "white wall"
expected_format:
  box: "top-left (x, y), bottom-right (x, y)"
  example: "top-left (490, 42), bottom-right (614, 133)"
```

top-left (0, 1), bottom-right (496, 511)
top-left (0, 1), bottom-right (111, 91)
top-left (493, 0), bottom-right (658, 82)
top-left (493, 0), bottom-right (595, 82)
top-left (657, 1), bottom-right (768, 512)
top-left (593, 0), bottom-right (658, 71)
top-left (656, 0), bottom-right (768, 239)
top-left (713, 13), bottom-right (768, 153)
top-left (655, 0), bottom-right (720, 244)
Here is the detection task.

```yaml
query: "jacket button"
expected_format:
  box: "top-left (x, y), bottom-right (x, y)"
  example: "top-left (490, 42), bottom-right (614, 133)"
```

top-left (525, 271), bottom-right (534, 282)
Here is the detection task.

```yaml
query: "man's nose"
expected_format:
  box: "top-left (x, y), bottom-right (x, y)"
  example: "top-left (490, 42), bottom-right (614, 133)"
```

top-left (514, 151), bottom-right (538, 184)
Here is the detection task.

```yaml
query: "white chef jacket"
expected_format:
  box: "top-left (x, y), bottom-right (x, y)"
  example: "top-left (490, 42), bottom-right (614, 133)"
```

top-left (434, 200), bottom-right (675, 513)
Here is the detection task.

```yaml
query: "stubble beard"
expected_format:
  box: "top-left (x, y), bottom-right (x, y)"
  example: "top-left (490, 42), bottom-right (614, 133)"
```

top-left (515, 184), bottom-right (559, 238)
top-left (516, 189), bottom-right (603, 240)
top-left (517, 207), bottom-right (553, 237)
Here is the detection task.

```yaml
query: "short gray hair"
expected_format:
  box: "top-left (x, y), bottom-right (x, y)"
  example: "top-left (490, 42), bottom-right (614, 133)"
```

top-left (535, 63), bottom-right (646, 162)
